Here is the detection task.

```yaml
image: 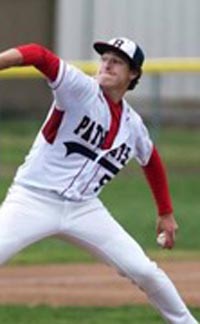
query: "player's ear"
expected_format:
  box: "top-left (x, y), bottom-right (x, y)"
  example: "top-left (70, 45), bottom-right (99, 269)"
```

top-left (129, 69), bottom-right (139, 82)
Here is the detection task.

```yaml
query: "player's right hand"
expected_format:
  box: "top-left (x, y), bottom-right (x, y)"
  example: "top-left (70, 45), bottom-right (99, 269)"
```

top-left (156, 213), bottom-right (178, 249)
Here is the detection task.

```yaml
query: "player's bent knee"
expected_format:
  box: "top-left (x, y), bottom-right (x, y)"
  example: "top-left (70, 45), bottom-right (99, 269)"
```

top-left (118, 259), bottom-right (164, 293)
top-left (132, 262), bottom-right (159, 290)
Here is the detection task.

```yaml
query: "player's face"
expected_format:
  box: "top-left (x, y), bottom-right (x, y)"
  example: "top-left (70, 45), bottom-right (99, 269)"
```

top-left (96, 52), bottom-right (136, 91)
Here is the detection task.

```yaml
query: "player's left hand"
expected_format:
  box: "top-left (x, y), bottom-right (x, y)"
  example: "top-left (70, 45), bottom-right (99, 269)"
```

top-left (156, 213), bottom-right (178, 249)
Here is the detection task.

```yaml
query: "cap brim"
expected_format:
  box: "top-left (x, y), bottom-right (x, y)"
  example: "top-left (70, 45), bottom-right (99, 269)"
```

top-left (93, 41), bottom-right (133, 66)
top-left (93, 42), bottom-right (119, 55)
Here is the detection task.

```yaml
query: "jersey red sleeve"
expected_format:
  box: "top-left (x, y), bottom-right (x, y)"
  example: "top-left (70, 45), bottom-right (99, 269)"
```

top-left (142, 146), bottom-right (173, 216)
top-left (17, 43), bottom-right (60, 82)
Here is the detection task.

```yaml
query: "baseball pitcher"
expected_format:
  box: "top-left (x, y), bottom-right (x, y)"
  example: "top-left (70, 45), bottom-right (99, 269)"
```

top-left (0, 37), bottom-right (198, 323)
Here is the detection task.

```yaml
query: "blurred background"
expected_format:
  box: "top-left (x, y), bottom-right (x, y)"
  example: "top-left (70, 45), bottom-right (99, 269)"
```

top-left (0, 0), bottom-right (200, 259)
top-left (0, 0), bottom-right (200, 121)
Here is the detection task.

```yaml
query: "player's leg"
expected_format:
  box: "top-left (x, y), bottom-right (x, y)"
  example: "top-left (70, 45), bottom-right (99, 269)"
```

top-left (59, 198), bottom-right (198, 324)
top-left (0, 184), bottom-right (61, 264)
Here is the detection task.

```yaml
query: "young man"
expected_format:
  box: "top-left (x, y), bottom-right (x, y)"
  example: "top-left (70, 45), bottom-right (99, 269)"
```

top-left (0, 37), bottom-right (198, 323)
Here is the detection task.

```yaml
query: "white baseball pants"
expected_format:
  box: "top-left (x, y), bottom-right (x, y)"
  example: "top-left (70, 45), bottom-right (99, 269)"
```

top-left (0, 184), bottom-right (198, 324)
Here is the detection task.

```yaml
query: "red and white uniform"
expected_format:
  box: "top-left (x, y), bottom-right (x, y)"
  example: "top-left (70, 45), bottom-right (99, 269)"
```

top-left (0, 44), bottom-right (197, 324)
top-left (12, 44), bottom-right (172, 215)
top-left (15, 61), bottom-right (153, 201)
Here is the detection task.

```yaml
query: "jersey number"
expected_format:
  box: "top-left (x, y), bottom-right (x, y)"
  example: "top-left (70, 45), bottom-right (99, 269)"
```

top-left (94, 174), bottom-right (112, 192)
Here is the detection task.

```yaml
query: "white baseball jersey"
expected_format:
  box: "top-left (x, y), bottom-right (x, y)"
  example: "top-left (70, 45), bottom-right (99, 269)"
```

top-left (14, 59), bottom-right (153, 201)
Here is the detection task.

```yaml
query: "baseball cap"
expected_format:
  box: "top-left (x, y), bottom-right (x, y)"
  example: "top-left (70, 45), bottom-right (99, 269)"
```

top-left (93, 37), bottom-right (145, 70)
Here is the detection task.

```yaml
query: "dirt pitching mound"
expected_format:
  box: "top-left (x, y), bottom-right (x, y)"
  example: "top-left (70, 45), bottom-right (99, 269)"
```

top-left (0, 261), bottom-right (199, 306)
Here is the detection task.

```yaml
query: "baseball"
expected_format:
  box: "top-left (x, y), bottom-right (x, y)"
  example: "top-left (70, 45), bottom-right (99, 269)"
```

top-left (157, 232), bottom-right (166, 247)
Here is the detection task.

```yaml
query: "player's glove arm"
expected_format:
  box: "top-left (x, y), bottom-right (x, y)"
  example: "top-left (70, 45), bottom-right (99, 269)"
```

top-left (141, 146), bottom-right (173, 216)
top-left (0, 44), bottom-right (59, 82)
top-left (0, 48), bottom-right (23, 70)
top-left (16, 44), bottom-right (60, 82)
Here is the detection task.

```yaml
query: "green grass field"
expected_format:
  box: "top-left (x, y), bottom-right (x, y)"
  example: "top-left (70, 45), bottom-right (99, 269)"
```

top-left (1, 120), bottom-right (200, 323)
top-left (0, 305), bottom-right (199, 324)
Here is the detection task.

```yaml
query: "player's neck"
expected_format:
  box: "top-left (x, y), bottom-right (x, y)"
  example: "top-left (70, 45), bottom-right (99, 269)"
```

top-left (101, 87), bottom-right (125, 104)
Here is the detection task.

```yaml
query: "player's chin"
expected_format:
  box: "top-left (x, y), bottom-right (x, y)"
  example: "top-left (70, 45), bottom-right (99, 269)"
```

top-left (98, 77), bottom-right (116, 89)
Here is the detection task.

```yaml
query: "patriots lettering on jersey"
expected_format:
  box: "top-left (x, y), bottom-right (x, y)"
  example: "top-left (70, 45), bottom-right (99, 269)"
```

top-left (73, 115), bottom-right (131, 166)
top-left (74, 115), bottom-right (107, 148)
top-left (109, 144), bottom-right (131, 166)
